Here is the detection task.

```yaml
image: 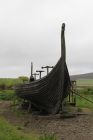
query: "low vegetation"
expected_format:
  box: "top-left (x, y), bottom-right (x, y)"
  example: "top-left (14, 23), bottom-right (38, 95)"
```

top-left (0, 78), bottom-right (57, 140)
top-left (76, 87), bottom-right (93, 109)
top-left (0, 77), bottom-right (29, 90)
top-left (0, 90), bottom-right (15, 100)
top-left (77, 79), bottom-right (93, 87)
top-left (75, 79), bottom-right (93, 109)
top-left (0, 116), bottom-right (57, 140)
top-left (0, 78), bottom-right (93, 140)
top-left (0, 77), bottom-right (28, 101)
top-left (0, 116), bottom-right (38, 140)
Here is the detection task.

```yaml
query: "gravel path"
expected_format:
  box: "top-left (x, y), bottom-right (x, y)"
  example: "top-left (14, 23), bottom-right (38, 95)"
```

top-left (0, 101), bottom-right (93, 140)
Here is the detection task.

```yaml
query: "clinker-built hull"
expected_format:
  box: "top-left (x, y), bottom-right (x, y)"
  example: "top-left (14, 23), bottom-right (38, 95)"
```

top-left (15, 23), bottom-right (71, 114)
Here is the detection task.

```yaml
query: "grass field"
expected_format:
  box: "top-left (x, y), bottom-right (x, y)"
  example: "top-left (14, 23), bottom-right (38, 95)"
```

top-left (0, 78), bottom-right (57, 140)
top-left (0, 78), bottom-right (18, 101)
top-left (77, 79), bottom-right (93, 87)
top-left (75, 79), bottom-right (93, 110)
top-left (0, 116), bottom-right (57, 140)
top-left (0, 78), bottom-right (27, 101)
top-left (0, 116), bottom-right (38, 140)
top-left (0, 90), bottom-right (15, 100)
top-left (76, 94), bottom-right (93, 109)
top-left (0, 78), bottom-right (93, 140)
top-left (0, 78), bottom-right (23, 87)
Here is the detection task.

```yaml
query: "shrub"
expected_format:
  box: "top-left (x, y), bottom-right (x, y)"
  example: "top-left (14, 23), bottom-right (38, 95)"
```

top-left (18, 76), bottom-right (29, 83)
top-left (0, 83), bottom-right (6, 90)
top-left (0, 90), bottom-right (15, 101)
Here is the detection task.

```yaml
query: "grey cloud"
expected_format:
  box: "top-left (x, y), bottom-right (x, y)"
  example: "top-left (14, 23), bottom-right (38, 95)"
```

top-left (0, 0), bottom-right (93, 77)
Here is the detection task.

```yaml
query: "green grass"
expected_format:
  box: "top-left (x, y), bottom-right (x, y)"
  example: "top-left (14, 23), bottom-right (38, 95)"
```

top-left (78, 88), bottom-right (93, 95)
top-left (75, 86), bottom-right (93, 109)
top-left (0, 117), bottom-right (57, 140)
top-left (0, 116), bottom-right (38, 140)
top-left (69, 79), bottom-right (93, 109)
top-left (0, 78), bottom-right (27, 101)
top-left (77, 79), bottom-right (93, 87)
top-left (76, 94), bottom-right (93, 109)
top-left (0, 116), bottom-right (57, 140)
top-left (0, 90), bottom-right (15, 100)
top-left (0, 78), bottom-right (23, 89)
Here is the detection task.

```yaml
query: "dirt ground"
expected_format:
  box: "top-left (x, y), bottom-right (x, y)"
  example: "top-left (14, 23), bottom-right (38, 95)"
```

top-left (0, 101), bottom-right (93, 140)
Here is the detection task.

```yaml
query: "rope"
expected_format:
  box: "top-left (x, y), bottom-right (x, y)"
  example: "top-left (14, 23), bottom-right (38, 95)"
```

top-left (71, 90), bottom-right (93, 104)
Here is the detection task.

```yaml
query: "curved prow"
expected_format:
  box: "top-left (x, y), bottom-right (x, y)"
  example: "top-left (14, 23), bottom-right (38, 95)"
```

top-left (60, 23), bottom-right (66, 112)
top-left (61, 23), bottom-right (66, 60)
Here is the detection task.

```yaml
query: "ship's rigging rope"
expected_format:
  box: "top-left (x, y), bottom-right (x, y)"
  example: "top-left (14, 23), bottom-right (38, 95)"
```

top-left (71, 89), bottom-right (93, 104)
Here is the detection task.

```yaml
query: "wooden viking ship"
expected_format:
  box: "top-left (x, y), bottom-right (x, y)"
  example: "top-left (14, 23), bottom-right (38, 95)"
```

top-left (15, 23), bottom-right (71, 114)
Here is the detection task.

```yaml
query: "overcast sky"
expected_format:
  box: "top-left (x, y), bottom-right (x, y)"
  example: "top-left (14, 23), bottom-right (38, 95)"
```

top-left (0, 0), bottom-right (93, 78)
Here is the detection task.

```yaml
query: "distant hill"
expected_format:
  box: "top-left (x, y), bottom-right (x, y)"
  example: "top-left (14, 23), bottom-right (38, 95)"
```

top-left (70, 72), bottom-right (93, 80)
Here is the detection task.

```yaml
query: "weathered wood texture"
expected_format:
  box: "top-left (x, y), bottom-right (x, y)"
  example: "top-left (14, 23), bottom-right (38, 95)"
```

top-left (15, 23), bottom-right (71, 114)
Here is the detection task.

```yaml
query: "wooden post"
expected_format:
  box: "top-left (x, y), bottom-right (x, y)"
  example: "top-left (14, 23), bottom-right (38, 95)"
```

top-left (28, 101), bottom-right (31, 113)
top-left (41, 66), bottom-right (54, 75)
top-left (36, 70), bottom-right (45, 79)
top-left (32, 73), bottom-right (39, 80)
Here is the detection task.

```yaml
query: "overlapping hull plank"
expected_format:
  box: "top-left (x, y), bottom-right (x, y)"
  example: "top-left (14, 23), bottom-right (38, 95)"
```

top-left (15, 23), bottom-right (71, 114)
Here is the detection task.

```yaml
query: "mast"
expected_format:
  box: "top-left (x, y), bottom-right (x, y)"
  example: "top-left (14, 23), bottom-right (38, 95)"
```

top-left (30, 62), bottom-right (34, 82)
top-left (31, 62), bottom-right (33, 77)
